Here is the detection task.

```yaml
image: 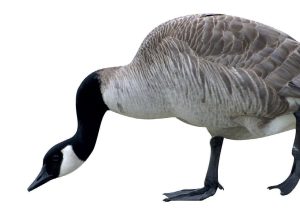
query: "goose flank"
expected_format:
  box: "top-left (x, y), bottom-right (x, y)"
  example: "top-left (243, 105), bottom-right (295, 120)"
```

top-left (28, 14), bottom-right (300, 201)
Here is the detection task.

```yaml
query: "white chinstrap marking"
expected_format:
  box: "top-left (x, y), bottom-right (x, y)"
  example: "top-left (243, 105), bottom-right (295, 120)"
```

top-left (59, 145), bottom-right (84, 177)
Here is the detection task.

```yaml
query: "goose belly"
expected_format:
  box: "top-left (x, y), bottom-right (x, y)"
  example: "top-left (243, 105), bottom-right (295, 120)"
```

top-left (177, 113), bottom-right (236, 128)
top-left (173, 98), bottom-right (295, 138)
top-left (207, 114), bottom-right (296, 140)
top-left (173, 103), bottom-right (238, 128)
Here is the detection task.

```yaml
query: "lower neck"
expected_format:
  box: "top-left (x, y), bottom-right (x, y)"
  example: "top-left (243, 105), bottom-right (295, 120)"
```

top-left (101, 64), bottom-right (170, 119)
top-left (72, 72), bottom-right (108, 161)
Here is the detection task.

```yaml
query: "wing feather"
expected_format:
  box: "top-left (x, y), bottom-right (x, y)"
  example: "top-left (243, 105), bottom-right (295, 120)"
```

top-left (152, 37), bottom-right (289, 118)
top-left (135, 14), bottom-right (300, 98)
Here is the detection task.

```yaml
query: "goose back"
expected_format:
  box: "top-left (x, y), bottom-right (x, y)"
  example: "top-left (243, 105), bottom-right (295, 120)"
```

top-left (135, 14), bottom-right (300, 97)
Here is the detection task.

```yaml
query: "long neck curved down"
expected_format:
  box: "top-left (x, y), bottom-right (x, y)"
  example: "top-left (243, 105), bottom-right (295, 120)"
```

top-left (72, 72), bottom-right (108, 161)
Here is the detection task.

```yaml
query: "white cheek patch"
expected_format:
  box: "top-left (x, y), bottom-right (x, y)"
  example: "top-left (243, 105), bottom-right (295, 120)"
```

top-left (59, 145), bottom-right (84, 177)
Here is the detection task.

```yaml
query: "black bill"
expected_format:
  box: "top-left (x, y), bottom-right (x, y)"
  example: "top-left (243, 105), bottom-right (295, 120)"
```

top-left (28, 165), bottom-right (54, 191)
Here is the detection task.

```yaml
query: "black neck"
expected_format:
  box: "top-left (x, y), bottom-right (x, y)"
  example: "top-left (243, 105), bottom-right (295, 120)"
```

top-left (72, 71), bottom-right (108, 161)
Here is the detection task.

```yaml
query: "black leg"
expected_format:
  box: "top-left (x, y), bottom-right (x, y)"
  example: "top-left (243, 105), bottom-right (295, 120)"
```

top-left (268, 111), bottom-right (300, 195)
top-left (163, 136), bottom-right (224, 201)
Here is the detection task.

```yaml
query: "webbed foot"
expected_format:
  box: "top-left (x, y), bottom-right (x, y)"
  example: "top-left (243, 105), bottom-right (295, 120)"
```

top-left (268, 158), bottom-right (300, 195)
top-left (163, 183), bottom-right (223, 201)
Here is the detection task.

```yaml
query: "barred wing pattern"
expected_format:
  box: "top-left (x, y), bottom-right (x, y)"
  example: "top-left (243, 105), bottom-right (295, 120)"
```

top-left (134, 14), bottom-right (300, 119)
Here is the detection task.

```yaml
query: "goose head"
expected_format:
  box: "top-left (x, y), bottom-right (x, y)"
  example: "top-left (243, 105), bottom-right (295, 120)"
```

top-left (28, 138), bottom-right (84, 191)
top-left (28, 72), bottom-right (108, 191)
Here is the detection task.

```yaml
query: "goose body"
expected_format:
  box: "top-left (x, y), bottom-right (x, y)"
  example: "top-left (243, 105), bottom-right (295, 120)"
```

top-left (100, 14), bottom-right (300, 139)
top-left (29, 14), bottom-right (300, 201)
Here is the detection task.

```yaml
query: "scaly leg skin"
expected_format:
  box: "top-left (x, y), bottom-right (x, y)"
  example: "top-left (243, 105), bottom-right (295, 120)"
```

top-left (268, 111), bottom-right (300, 195)
top-left (163, 136), bottom-right (224, 202)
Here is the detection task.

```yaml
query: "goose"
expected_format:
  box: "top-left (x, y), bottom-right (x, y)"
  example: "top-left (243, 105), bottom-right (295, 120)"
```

top-left (28, 14), bottom-right (300, 201)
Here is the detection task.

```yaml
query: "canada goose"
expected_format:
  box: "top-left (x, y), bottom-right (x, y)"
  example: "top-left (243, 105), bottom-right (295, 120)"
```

top-left (28, 14), bottom-right (300, 201)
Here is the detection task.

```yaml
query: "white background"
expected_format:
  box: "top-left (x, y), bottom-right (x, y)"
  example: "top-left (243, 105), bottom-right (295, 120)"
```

top-left (1, 0), bottom-right (300, 220)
